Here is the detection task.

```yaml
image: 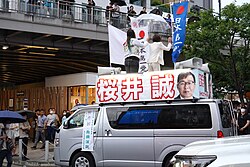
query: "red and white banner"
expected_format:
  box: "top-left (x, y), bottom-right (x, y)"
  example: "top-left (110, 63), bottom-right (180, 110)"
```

top-left (108, 23), bottom-right (149, 67)
top-left (96, 69), bottom-right (212, 103)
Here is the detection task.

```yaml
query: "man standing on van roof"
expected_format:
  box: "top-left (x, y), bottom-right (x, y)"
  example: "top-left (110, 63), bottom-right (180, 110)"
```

top-left (175, 72), bottom-right (196, 99)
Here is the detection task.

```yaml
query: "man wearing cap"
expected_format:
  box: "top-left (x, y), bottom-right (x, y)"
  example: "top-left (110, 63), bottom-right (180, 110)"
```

top-left (237, 108), bottom-right (250, 135)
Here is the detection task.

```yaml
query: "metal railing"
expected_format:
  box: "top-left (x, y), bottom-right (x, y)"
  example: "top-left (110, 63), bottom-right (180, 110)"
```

top-left (0, 0), bottom-right (128, 28)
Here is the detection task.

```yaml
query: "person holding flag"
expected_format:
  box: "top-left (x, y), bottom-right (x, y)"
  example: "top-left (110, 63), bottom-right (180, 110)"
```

top-left (123, 28), bottom-right (148, 73)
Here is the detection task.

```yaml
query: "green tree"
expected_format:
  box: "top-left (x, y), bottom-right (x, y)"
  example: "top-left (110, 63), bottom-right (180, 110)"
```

top-left (184, 3), bottom-right (250, 103)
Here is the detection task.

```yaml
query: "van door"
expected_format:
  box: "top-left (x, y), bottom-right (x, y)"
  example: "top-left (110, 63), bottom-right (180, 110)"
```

top-left (102, 106), bottom-right (155, 167)
top-left (58, 107), bottom-right (100, 163)
top-left (218, 100), bottom-right (235, 136)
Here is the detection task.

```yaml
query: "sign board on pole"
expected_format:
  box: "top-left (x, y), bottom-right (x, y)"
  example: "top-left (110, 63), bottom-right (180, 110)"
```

top-left (82, 110), bottom-right (95, 151)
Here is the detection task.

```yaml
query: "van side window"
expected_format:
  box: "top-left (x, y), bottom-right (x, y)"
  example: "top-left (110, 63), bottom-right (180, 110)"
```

top-left (106, 104), bottom-right (212, 129)
top-left (68, 109), bottom-right (99, 129)
top-left (219, 103), bottom-right (232, 128)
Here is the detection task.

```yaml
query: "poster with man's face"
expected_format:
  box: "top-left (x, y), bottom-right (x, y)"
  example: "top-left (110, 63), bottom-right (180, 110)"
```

top-left (96, 69), bottom-right (211, 104)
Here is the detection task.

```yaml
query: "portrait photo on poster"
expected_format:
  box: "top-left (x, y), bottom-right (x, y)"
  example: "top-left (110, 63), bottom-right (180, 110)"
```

top-left (175, 71), bottom-right (197, 99)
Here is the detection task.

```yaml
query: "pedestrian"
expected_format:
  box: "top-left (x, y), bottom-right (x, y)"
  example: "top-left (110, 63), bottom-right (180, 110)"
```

top-left (128, 5), bottom-right (136, 17)
top-left (0, 123), bottom-right (13, 167)
top-left (45, 108), bottom-right (59, 143)
top-left (32, 109), bottom-right (39, 143)
top-left (87, 0), bottom-right (95, 23)
top-left (165, 13), bottom-right (172, 27)
top-left (147, 34), bottom-right (172, 72)
top-left (61, 110), bottom-right (67, 125)
top-left (123, 28), bottom-right (148, 73)
top-left (237, 108), bottom-right (250, 135)
top-left (111, 2), bottom-right (120, 28)
top-left (19, 114), bottom-right (31, 161)
top-left (139, 7), bottom-right (147, 15)
top-left (7, 123), bottom-right (19, 156)
top-left (31, 109), bottom-right (47, 149)
top-left (105, 2), bottom-right (113, 21)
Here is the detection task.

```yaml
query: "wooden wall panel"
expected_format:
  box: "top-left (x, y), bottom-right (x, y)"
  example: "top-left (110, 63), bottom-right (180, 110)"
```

top-left (0, 87), bottom-right (67, 117)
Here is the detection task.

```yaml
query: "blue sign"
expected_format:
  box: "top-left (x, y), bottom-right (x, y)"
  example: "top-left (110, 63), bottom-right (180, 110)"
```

top-left (172, 1), bottom-right (189, 63)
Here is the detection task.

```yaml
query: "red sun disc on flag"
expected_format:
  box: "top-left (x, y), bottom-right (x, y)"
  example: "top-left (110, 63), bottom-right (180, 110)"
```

top-left (176, 6), bottom-right (185, 15)
top-left (139, 30), bottom-right (145, 38)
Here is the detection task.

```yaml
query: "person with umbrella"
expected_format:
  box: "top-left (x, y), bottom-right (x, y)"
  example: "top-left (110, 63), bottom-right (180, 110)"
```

top-left (0, 123), bottom-right (13, 167)
top-left (0, 110), bottom-right (25, 166)
top-left (19, 114), bottom-right (31, 161)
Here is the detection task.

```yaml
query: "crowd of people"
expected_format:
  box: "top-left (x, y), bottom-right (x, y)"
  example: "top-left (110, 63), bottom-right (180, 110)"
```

top-left (0, 108), bottom-right (73, 166)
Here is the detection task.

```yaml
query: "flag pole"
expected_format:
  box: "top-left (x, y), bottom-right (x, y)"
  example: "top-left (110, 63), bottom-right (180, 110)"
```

top-left (170, 2), bottom-right (176, 69)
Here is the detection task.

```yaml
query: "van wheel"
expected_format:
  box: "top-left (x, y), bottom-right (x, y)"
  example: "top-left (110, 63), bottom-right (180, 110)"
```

top-left (163, 152), bottom-right (177, 167)
top-left (71, 152), bottom-right (95, 167)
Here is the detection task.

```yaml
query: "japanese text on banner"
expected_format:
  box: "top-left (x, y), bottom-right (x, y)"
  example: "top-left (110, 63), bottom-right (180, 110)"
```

top-left (172, 1), bottom-right (189, 63)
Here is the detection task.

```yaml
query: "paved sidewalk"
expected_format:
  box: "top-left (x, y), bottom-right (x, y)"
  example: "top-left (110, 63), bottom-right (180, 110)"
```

top-left (4, 139), bottom-right (56, 167)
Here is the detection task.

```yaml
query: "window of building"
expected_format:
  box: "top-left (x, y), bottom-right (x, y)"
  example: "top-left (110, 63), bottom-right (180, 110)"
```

top-left (68, 86), bottom-right (96, 108)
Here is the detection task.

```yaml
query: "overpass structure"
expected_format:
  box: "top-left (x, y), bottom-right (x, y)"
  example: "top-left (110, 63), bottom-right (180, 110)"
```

top-left (0, 0), bottom-right (128, 86)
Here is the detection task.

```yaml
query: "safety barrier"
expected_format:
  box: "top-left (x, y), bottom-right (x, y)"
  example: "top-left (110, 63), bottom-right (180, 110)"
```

top-left (0, 0), bottom-right (128, 28)
top-left (14, 138), bottom-right (55, 166)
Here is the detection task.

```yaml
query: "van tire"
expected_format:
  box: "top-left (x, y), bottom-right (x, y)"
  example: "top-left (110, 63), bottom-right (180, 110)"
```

top-left (71, 152), bottom-right (95, 167)
top-left (163, 152), bottom-right (177, 167)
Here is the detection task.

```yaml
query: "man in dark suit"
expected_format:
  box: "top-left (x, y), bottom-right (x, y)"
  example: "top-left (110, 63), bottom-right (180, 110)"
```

top-left (175, 72), bottom-right (196, 99)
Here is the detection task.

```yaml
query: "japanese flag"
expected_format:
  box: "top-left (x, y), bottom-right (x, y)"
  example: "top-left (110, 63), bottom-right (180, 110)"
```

top-left (108, 24), bottom-right (126, 65)
top-left (134, 26), bottom-right (149, 40)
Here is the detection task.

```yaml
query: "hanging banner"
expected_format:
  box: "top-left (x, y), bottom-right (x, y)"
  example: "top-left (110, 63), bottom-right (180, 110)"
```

top-left (172, 1), bottom-right (189, 63)
top-left (82, 110), bottom-right (95, 151)
top-left (136, 26), bottom-right (149, 73)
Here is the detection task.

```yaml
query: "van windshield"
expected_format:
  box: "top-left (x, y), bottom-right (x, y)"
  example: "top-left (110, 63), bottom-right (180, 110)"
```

top-left (107, 104), bottom-right (212, 129)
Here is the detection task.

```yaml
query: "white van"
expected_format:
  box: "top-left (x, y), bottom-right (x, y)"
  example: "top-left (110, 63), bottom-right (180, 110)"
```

top-left (54, 99), bottom-right (236, 167)
top-left (171, 135), bottom-right (250, 167)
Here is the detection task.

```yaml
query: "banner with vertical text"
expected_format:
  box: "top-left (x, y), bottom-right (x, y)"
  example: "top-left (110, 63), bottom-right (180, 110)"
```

top-left (82, 110), bottom-right (95, 151)
top-left (172, 1), bottom-right (189, 63)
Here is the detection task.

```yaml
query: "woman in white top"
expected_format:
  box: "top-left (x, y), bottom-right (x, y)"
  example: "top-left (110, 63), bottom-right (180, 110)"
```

top-left (147, 34), bottom-right (172, 72)
top-left (123, 28), bottom-right (148, 73)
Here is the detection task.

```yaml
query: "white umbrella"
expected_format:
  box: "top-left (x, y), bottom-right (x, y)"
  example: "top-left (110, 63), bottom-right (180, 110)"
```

top-left (136, 13), bottom-right (166, 23)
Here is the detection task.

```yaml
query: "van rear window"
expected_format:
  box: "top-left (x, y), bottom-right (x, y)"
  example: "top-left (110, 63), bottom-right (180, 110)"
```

top-left (107, 104), bottom-right (212, 129)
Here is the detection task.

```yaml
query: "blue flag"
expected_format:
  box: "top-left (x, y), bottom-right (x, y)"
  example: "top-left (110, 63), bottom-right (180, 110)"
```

top-left (172, 1), bottom-right (189, 63)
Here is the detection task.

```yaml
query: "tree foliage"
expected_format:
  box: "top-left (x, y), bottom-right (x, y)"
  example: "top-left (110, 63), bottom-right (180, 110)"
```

top-left (184, 3), bottom-right (250, 103)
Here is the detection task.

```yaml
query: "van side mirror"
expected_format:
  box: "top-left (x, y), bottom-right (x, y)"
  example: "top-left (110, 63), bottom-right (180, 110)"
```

top-left (63, 121), bottom-right (69, 129)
